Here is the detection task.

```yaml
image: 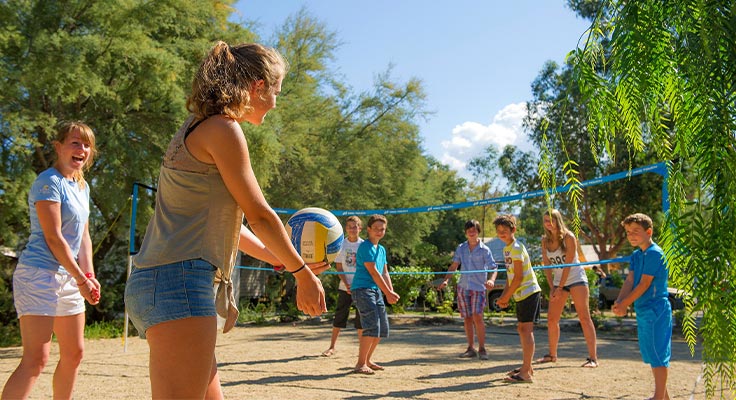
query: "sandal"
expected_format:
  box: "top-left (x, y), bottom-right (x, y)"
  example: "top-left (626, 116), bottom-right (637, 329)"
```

top-left (581, 357), bottom-right (598, 368)
top-left (534, 354), bottom-right (557, 364)
top-left (504, 373), bottom-right (533, 384)
top-left (506, 368), bottom-right (521, 376)
top-left (368, 363), bottom-right (384, 371)
top-left (352, 366), bottom-right (375, 375)
top-left (321, 349), bottom-right (335, 357)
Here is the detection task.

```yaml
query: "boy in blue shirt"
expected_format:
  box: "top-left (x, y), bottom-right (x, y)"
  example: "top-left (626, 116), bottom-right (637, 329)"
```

top-left (438, 220), bottom-right (497, 360)
top-left (351, 215), bottom-right (400, 374)
top-left (613, 213), bottom-right (671, 400)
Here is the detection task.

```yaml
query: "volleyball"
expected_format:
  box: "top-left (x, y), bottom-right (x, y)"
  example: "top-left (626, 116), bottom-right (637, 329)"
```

top-left (285, 207), bottom-right (344, 267)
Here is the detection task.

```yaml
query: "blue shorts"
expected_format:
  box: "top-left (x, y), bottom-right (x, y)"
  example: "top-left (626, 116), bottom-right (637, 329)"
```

top-left (636, 300), bottom-right (672, 367)
top-left (561, 281), bottom-right (588, 291)
top-left (352, 288), bottom-right (389, 338)
top-left (125, 259), bottom-right (217, 339)
top-left (457, 286), bottom-right (486, 317)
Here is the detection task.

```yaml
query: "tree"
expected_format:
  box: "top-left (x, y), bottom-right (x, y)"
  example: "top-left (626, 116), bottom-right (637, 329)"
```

top-left (566, 1), bottom-right (736, 395)
top-left (466, 145), bottom-right (503, 238)
top-left (525, 60), bottom-right (665, 272)
top-left (0, 0), bottom-right (249, 320)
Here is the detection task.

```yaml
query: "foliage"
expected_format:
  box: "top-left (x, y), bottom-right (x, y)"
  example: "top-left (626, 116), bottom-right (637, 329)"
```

top-left (0, 3), bottom-right (470, 333)
top-left (388, 266), bottom-right (437, 313)
top-left (567, 0), bottom-right (736, 395)
top-left (524, 58), bottom-right (665, 269)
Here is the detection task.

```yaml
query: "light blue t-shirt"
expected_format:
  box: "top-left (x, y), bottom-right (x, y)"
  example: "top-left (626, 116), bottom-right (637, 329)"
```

top-left (19, 168), bottom-right (90, 273)
top-left (630, 242), bottom-right (668, 310)
top-left (453, 240), bottom-right (496, 291)
top-left (351, 240), bottom-right (386, 290)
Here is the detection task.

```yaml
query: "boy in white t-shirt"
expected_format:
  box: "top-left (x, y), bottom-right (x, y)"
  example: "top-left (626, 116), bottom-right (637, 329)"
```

top-left (322, 216), bottom-right (364, 357)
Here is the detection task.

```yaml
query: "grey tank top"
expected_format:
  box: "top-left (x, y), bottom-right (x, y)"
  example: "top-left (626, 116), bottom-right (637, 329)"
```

top-left (133, 116), bottom-right (242, 331)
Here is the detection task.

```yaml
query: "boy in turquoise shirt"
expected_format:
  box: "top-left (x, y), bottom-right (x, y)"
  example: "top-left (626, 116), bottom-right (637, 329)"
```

top-left (351, 215), bottom-right (400, 374)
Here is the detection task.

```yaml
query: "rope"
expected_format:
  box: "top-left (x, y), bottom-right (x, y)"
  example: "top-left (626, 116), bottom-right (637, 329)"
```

top-left (93, 197), bottom-right (132, 256)
top-left (234, 256), bottom-right (630, 275)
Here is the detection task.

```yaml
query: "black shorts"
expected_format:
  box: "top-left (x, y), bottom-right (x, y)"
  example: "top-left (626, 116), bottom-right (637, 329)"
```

top-left (333, 289), bottom-right (361, 329)
top-left (515, 291), bottom-right (541, 323)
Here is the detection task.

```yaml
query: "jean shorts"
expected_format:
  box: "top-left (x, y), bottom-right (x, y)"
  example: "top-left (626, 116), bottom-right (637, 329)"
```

top-left (13, 263), bottom-right (85, 317)
top-left (352, 288), bottom-right (389, 338)
top-left (125, 259), bottom-right (217, 339)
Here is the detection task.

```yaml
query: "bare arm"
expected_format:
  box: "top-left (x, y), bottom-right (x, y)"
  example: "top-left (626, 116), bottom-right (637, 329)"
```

top-left (497, 259), bottom-right (524, 307)
top-left (541, 240), bottom-right (554, 290)
top-left (438, 261), bottom-right (460, 289)
top-left (617, 274), bottom-right (654, 309)
top-left (238, 225), bottom-right (281, 266)
top-left (335, 262), bottom-right (351, 291)
top-left (364, 261), bottom-right (399, 304)
top-left (382, 265), bottom-right (394, 292)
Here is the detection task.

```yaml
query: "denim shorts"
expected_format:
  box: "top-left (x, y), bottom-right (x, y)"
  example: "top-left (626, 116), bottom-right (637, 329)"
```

top-left (352, 288), bottom-right (389, 338)
top-left (13, 263), bottom-right (85, 317)
top-left (561, 280), bottom-right (588, 292)
top-left (125, 259), bottom-right (217, 339)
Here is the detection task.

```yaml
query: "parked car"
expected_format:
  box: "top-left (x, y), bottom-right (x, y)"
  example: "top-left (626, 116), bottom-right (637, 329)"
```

top-left (597, 273), bottom-right (686, 310)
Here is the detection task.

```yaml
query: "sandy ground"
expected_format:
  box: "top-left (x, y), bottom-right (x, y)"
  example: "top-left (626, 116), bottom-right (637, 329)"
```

top-left (0, 316), bottom-right (721, 400)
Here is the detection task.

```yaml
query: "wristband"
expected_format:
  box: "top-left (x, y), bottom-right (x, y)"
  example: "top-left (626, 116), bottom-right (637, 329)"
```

top-left (85, 272), bottom-right (94, 279)
top-left (290, 264), bottom-right (307, 274)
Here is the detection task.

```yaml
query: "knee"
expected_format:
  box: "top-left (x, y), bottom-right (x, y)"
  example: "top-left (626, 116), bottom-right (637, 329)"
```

top-left (547, 312), bottom-right (561, 324)
top-left (60, 347), bottom-right (84, 367)
top-left (20, 353), bottom-right (50, 377)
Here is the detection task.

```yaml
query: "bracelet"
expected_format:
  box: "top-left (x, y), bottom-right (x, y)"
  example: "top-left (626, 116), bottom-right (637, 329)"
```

top-left (77, 276), bottom-right (89, 286)
top-left (290, 264), bottom-right (307, 274)
top-left (85, 272), bottom-right (94, 279)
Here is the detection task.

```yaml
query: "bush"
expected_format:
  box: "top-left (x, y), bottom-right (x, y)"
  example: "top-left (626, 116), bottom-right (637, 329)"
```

top-left (389, 266), bottom-right (437, 313)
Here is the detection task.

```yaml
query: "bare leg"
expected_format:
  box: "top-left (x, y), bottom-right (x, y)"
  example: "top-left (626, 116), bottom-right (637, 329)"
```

top-left (517, 322), bottom-right (535, 380)
top-left (472, 313), bottom-right (486, 350)
top-left (463, 317), bottom-right (475, 350)
top-left (652, 366), bottom-right (670, 400)
top-left (52, 313), bottom-right (86, 399)
top-left (570, 285), bottom-right (598, 362)
top-left (323, 327), bottom-right (341, 356)
top-left (146, 316), bottom-right (218, 399)
top-left (1, 316), bottom-right (54, 400)
top-left (205, 356), bottom-right (224, 400)
top-left (355, 335), bottom-right (379, 372)
top-left (546, 288), bottom-right (567, 359)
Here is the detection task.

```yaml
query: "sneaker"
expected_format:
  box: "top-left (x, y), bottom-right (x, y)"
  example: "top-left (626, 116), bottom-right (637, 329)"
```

top-left (478, 349), bottom-right (488, 360)
top-left (459, 348), bottom-right (477, 358)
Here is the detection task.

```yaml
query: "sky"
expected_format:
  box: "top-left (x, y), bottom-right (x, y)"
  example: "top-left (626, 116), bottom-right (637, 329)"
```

top-left (233, 1), bottom-right (591, 177)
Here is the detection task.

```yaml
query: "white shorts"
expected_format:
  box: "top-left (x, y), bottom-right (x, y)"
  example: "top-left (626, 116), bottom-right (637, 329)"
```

top-left (13, 263), bottom-right (85, 317)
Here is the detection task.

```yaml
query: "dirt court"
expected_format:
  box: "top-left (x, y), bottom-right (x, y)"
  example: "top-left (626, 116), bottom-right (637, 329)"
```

top-left (0, 316), bottom-right (719, 399)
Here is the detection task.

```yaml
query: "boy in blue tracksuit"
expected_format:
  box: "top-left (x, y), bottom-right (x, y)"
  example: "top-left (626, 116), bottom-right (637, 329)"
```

top-left (613, 213), bottom-right (671, 400)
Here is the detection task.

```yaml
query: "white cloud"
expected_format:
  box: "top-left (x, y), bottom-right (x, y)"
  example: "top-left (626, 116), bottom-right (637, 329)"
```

top-left (440, 102), bottom-right (533, 175)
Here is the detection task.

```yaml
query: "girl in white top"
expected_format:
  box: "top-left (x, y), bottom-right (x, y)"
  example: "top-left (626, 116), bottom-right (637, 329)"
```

top-left (537, 209), bottom-right (598, 368)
